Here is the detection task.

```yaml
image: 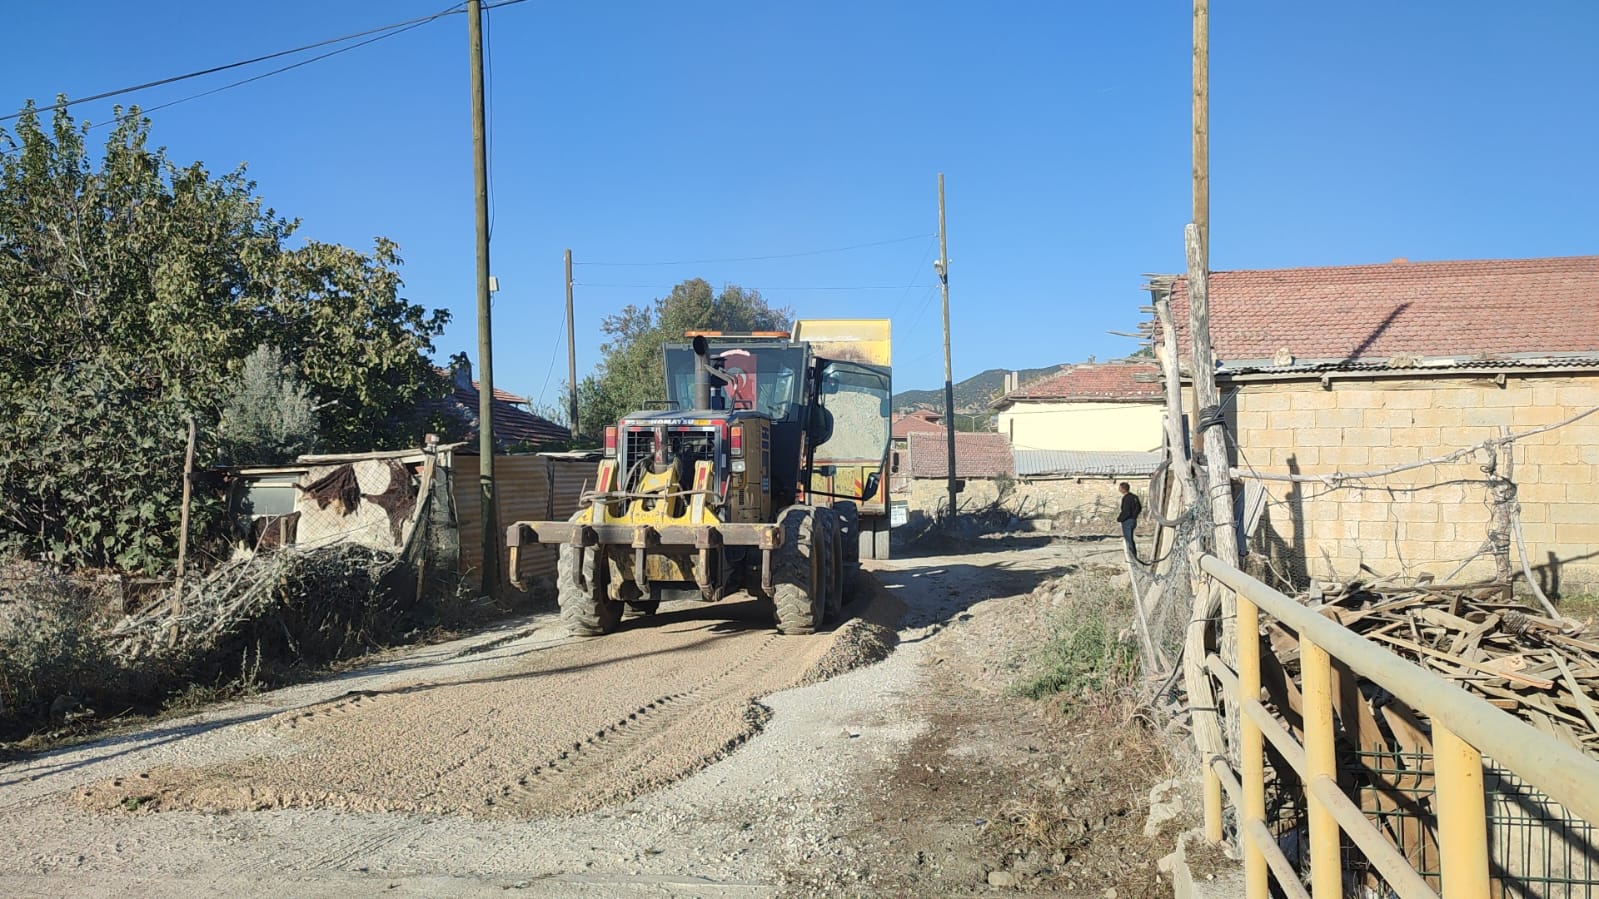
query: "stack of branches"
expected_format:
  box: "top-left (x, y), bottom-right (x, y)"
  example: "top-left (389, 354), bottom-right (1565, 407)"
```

top-left (109, 542), bottom-right (408, 665)
top-left (1271, 577), bottom-right (1599, 754)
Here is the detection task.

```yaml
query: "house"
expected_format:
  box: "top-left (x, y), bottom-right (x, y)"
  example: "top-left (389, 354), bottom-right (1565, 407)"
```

top-left (991, 361), bottom-right (1165, 455)
top-left (892, 409), bottom-right (945, 448)
top-left (905, 430), bottom-right (1015, 480)
top-left (433, 357), bottom-right (570, 452)
top-left (889, 409), bottom-right (945, 488)
top-left (1149, 254), bottom-right (1599, 594)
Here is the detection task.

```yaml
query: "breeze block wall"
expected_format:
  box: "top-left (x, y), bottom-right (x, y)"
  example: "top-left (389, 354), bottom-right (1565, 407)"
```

top-left (1229, 372), bottom-right (1599, 597)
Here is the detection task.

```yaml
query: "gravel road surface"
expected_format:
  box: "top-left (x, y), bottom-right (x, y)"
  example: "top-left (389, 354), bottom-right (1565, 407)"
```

top-left (0, 535), bottom-right (1135, 897)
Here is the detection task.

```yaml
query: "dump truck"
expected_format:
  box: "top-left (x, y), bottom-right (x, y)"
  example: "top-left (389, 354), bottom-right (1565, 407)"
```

top-left (506, 319), bottom-right (892, 635)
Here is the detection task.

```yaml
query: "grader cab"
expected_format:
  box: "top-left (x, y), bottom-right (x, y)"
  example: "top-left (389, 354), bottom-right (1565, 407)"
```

top-left (506, 319), bottom-right (892, 635)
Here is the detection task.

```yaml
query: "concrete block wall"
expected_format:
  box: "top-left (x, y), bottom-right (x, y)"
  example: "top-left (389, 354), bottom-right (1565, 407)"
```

top-left (1230, 373), bottom-right (1599, 595)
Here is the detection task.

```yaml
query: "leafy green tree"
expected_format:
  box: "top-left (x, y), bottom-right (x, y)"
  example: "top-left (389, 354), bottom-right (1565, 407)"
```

top-left (215, 345), bottom-right (320, 465)
top-left (577, 279), bottom-right (790, 430)
top-left (0, 103), bottom-right (448, 571)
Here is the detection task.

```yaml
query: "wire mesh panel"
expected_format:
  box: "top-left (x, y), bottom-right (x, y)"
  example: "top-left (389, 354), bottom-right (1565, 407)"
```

top-left (1266, 747), bottom-right (1599, 898)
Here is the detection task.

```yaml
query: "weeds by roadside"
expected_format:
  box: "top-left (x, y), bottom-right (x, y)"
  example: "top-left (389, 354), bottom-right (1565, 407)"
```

top-left (1010, 575), bottom-right (1141, 714)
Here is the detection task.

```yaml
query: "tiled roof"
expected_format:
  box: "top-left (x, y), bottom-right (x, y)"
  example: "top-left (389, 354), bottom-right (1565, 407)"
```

top-left (1158, 255), bottom-right (1599, 371)
top-left (426, 376), bottom-right (570, 451)
top-left (905, 431), bottom-right (1015, 479)
top-left (1014, 449), bottom-right (1162, 478)
top-left (892, 410), bottom-right (945, 439)
top-left (994, 361), bottom-right (1163, 408)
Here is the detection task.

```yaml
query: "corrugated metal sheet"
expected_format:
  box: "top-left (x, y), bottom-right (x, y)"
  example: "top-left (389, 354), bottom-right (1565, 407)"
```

top-left (454, 454), bottom-right (555, 589)
top-left (548, 454), bottom-right (600, 522)
top-left (1014, 449), bottom-right (1162, 478)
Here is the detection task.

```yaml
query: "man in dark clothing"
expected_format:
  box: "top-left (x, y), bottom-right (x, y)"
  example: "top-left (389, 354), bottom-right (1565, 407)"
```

top-left (1117, 482), bottom-right (1142, 562)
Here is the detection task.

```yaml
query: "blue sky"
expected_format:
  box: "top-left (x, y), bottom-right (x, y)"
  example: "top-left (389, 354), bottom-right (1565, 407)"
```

top-left (4, 2), bottom-right (1596, 404)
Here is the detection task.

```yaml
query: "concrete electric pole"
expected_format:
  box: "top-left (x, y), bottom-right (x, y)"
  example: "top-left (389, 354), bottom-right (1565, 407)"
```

top-left (468, 0), bottom-right (499, 597)
top-left (936, 173), bottom-right (956, 521)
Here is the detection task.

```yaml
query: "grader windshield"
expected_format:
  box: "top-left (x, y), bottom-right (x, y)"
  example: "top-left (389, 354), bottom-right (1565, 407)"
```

top-left (663, 344), bottom-right (805, 420)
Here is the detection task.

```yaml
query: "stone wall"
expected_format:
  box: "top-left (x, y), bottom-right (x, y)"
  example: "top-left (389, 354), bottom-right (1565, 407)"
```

top-left (1228, 372), bottom-right (1599, 595)
top-left (900, 475), bottom-right (1153, 536)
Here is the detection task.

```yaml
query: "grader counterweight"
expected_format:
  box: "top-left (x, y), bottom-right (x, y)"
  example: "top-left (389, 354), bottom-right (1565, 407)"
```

top-left (506, 319), bottom-right (892, 635)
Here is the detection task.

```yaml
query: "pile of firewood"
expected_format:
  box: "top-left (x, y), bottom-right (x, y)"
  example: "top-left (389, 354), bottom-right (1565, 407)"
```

top-left (1273, 580), bottom-right (1599, 754)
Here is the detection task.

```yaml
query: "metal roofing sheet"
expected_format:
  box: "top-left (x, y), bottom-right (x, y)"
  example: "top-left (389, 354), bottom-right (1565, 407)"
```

top-left (1014, 449), bottom-right (1162, 478)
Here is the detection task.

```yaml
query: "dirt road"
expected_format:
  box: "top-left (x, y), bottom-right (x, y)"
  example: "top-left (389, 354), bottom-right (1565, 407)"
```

top-left (0, 533), bottom-right (1165, 897)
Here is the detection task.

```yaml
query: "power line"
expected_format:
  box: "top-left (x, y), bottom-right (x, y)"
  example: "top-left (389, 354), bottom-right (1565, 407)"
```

top-left (102, 9), bottom-right (458, 128)
top-left (537, 298), bottom-right (569, 409)
top-left (574, 282), bottom-right (931, 291)
top-left (890, 236), bottom-right (939, 320)
top-left (3, 0), bottom-right (532, 127)
top-left (2, 5), bottom-right (465, 124)
top-left (573, 233), bottom-right (936, 267)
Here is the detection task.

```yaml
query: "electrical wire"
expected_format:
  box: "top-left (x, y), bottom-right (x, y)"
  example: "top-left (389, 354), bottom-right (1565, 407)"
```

top-left (96, 9), bottom-right (459, 130)
top-left (573, 233), bottom-right (936, 267)
top-left (537, 300), bottom-right (569, 408)
top-left (890, 236), bottom-right (940, 320)
top-left (2, 4), bottom-right (467, 124)
top-left (5, 0), bottom-right (531, 131)
top-left (574, 282), bottom-right (928, 291)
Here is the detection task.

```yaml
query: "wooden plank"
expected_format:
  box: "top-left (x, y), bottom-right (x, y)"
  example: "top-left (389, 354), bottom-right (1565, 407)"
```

top-left (1367, 632), bottom-right (1556, 690)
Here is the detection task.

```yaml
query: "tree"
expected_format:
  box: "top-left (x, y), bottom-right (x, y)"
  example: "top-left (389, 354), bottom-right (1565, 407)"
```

top-left (0, 103), bottom-right (449, 571)
top-left (215, 346), bottom-right (320, 465)
top-left (577, 279), bottom-right (790, 430)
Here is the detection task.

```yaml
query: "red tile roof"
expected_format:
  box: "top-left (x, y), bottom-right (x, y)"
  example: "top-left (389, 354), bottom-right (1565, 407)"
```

top-left (906, 431), bottom-right (1015, 479)
top-left (426, 375), bottom-right (570, 451)
top-left (994, 361), bottom-right (1163, 408)
top-left (1161, 255), bottom-right (1599, 370)
top-left (892, 409), bottom-right (945, 439)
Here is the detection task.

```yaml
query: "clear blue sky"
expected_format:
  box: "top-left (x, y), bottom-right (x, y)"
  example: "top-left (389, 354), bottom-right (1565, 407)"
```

top-left (5, 2), bottom-right (1596, 404)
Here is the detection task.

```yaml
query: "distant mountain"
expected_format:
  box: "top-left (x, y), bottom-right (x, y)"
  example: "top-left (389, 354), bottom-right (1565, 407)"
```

top-left (893, 364), bottom-right (1067, 415)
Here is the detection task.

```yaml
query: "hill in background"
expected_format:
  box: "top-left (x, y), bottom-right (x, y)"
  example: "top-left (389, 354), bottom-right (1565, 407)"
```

top-left (893, 364), bottom-right (1067, 415)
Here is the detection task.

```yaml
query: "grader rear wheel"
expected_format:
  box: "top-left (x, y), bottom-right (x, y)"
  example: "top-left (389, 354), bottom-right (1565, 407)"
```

top-left (558, 541), bottom-right (621, 636)
top-left (772, 506), bottom-right (826, 635)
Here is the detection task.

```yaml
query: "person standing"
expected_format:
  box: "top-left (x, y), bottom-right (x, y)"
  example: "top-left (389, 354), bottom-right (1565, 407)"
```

top-left (1117, 481), bottom-right (1142, 563)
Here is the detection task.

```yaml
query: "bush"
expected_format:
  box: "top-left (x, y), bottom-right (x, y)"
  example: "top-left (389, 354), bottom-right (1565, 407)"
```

top-left (0, 565), bottom-right (137, 730)
top-left (1012, 577), bottom-right (1140, 706)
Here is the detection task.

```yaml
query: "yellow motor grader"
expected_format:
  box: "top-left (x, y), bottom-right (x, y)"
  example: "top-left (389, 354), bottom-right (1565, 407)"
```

top-left (506, 320), bottom-right (893, 635)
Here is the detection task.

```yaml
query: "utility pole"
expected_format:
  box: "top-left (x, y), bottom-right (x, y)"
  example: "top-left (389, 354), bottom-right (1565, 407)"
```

top-left (468, 0), bottom-right (499, 597)
top-left (565, 249), bottom-right (578, 439)
top-left (936, 173), bottom-right (956, 521)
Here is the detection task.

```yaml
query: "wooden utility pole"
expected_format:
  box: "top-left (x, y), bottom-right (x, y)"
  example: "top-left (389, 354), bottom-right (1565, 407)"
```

top-left (565, 249), bottom-right (578, 438)
top-left (468, 0), bottom-right (499, 597)
top-left (171, 415), bottom-right (197, 645)
top-left (1188, 0), bottom-right (1236, 570)
top-left (936, 173), bottom-right (957, 520)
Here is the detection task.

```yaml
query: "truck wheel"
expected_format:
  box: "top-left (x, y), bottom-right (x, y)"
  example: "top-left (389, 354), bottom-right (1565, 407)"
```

top-left (833, 501), bottom-right (860, 602)
top-left (820, 511), bottom-right (843, 619)
top-left (558, 542), bottom-right (621, 635)
top-left (772, 506), bottom-right (824, 635)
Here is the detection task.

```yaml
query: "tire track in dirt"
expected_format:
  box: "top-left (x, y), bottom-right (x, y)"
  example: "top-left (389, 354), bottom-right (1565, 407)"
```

top-left (72, 594), bottom-right (895, 820)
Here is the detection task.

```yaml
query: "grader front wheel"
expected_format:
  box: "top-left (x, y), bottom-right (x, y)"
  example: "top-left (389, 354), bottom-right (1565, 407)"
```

top-left (558, 541), bottom-right (621, 636)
